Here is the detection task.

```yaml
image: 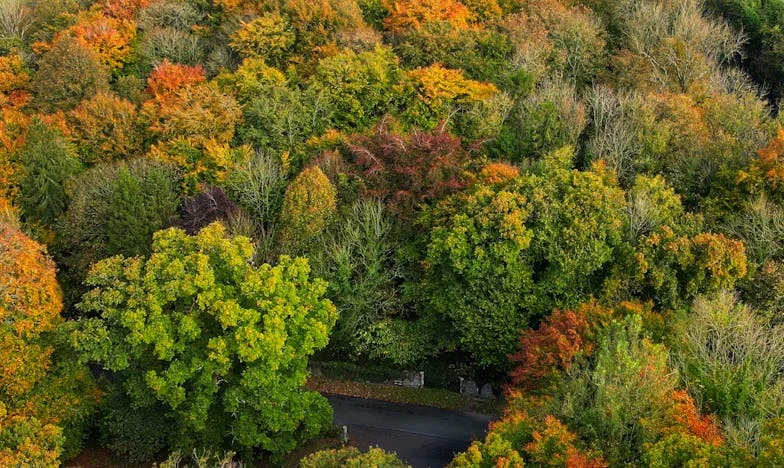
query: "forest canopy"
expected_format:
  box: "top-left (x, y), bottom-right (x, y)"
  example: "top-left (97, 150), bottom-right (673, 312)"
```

top-left (2, 0), bottom-right (784, 465)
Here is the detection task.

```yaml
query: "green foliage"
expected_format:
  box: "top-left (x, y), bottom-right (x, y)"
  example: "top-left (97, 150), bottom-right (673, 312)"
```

top-left (157, 448), bottom-right (241, 468)
top-left (706, 0), bottom-right (784, 100)
top-left (311, 199), bottom-right (403, 361)
top-left (19, 119), bottom-right (81, 227)
top-left (492, 79), bottom-right (587, 161)
top-left (561, 315), bottom-right (677, 465)
top-left (605, 225), bottom-right (748, 311)
top-left (224, 150), bottom-right (288, 261)
top-left (421, 150), bottom-right (625, 366)
top-left (643, 432), bottom-right (730, 468)
top-left (73, 223), bottom-right (337, 459)
top-left (300, 446), bottom-right (409, 468)
top-left (56, 159), bottom-right (180, 304)
top-left (219, 59), bottom-right (317, 152)
top-left (393, 23), bottom-right (515, 84)
top-left (31, 36), bottom-right (109, 113)
top-left (308, 46), bottom-right (403, 130)
top-left (674, 292), bottom-right (784, 424)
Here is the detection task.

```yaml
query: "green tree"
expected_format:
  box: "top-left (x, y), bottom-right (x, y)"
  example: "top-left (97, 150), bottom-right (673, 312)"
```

top-left (56, 159), bottom-right (180, 306)
top-left (106, 166), bottom-right (158, 258)
top-left (311, 199), bottom-right (402, 361)
top-left (73, 223), bottom-right (336, 460)
top-left (308, 46), bottom-right (403, 130)
top-left (19, 119), bottom-right (81, 227)
top-left (421, 149), bottom-right (625, 367)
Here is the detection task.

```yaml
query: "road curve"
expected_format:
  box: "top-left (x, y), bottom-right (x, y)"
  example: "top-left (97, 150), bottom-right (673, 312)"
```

top-left (326, 394), bottom-right (493, 468)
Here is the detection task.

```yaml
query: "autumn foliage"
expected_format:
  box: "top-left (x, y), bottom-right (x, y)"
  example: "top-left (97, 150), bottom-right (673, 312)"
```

top-left (348, 121), bottom-right (468, 217)
top-left (0, 224), bottom-right (96, 465)
top-left (383, 0), bottom-right (475, 33)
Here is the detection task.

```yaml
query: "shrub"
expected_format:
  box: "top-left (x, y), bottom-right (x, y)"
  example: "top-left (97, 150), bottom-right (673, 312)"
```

top-left (301, 446), bottom-right (409, 467)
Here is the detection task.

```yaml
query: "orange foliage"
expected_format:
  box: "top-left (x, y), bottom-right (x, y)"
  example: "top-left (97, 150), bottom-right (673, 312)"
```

top-left (509, 308), bottom-right (591, 392)
top-left (664, 390), bottom-right (724, 447)
top-left (0, 225), bottom-right (61, 399)
top-left (691, 232), bottom-right (748, 282)
top-left (407, 63), bottom-right (496, 103)
top-left (68, 91), bottom-right (142, 163)
top-left (66, 11), bottom-right (136, 71)
top-left (0, 225), bottom-right (99, 465)
top-left (104, 0), bottom-right (151, 19)
top-left (383, 0), bottom-right (475, 33)
top-left (146, 60), bottom-right (206, 97)
top-left (0, 55), bottom-right (31, 110)
top-left (753, 128), bottom-right (784, 191)
top-left (508, 301), bottom-right (618, 393)
top-left (525, 416), bottom-right (607, 468)
top-left (479, 162), bottom-right (520, 185)
top-left (0, 109), bottom-right (30, 203)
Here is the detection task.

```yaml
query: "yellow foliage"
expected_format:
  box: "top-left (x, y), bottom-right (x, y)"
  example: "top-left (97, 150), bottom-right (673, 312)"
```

top-left (407, 63), bottom-right (496, 103)
top-left (280, 166), bottom-right (337, 248)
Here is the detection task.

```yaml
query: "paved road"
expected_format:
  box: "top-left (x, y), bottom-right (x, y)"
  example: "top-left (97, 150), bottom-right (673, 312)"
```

top-left (327, 395), bottom-right (493, 468)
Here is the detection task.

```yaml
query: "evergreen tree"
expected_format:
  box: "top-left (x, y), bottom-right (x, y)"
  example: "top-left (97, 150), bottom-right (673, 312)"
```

top-left (19, 119), bottom-right (81, 227)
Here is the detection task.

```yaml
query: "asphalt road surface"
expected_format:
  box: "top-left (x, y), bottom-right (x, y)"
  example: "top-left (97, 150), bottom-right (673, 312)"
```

top-left (326, 394), bottom-right (493, 468)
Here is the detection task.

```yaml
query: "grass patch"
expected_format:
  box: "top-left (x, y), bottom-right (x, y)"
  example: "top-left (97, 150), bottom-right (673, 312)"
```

top-left (307, 376), bottom-right (503, 416)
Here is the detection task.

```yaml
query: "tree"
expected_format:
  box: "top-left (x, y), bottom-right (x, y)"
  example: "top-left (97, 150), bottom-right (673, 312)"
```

top-left (492, 77), bottom-right (587, 161)
top-left (68, 91), bottom-right (144, 164)
top-left (400, 63), bottom-right (498, 131)
top-left (67, 10), bottom-right (136, 72)
top-left (421, 150), bottom-right (626, 367)
top-left (73, 223), bottom-right (337, 460)
top-left (141, 61), bottom-right (245, 191)
top-left (31, 36), bottom-right (109, 113)
top-left (347, 120), bottom-right (469, 219)
top-left (382, 0), bottom-right (474, 33)
top-left (0, 224), bottom-right (97, 465)
top-left (218, 59), bottom-right (317, 153)
top-left (308, 46), bottom-right (403, 130)
top-left (310, 199), bottom-right (403, 361)
top-left (279, 166), bottom-right (337, 251)
top-left (19, 119), bottom-right (81, 227)
top-left (674, 292), bottom-right (784, 425)
top-left (230, 13), bottom-right (295, 68)
top-left (56, 159), bottom-right (180, 305)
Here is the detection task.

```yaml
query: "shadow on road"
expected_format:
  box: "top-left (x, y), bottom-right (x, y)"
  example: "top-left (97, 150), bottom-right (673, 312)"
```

top-left (327, 394), bottom-right (492, 468)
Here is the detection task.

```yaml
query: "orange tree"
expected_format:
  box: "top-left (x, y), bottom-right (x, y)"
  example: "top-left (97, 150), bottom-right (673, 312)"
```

top-left (0, 224), bottom-right (98, 465)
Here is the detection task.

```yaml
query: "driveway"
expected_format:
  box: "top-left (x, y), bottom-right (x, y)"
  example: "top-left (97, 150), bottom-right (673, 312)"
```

top-left (326, 395), bottom-right (493, 468)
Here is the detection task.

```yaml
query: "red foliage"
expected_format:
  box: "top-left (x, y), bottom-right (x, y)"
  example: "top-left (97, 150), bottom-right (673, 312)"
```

top-left (347, 120), bottom-right (468, 218)
top-left (508, 309), bottom-right (590, 392)
top-left (508, 301), bottom-right (615, 393)
top-left (146, 60), bottom-right (206, 97)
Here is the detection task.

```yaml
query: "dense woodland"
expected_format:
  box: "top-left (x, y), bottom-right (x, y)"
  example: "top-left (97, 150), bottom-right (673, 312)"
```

top-left (3, 0), bottom-right (784, 466)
